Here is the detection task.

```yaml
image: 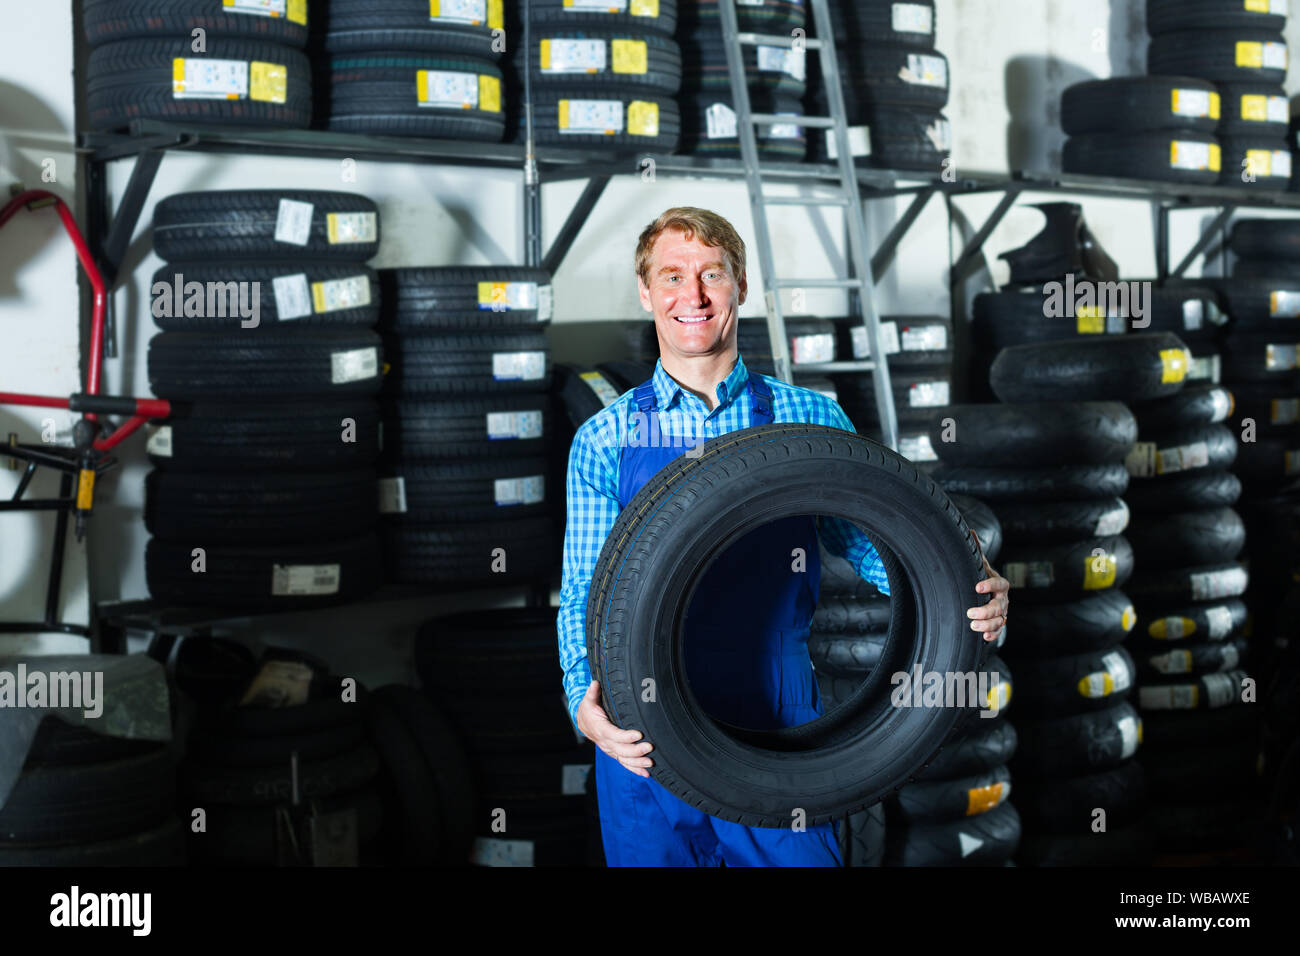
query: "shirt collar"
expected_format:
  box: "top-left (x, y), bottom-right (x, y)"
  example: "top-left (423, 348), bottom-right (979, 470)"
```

top-left (651, 353), bottom-right (751, 411)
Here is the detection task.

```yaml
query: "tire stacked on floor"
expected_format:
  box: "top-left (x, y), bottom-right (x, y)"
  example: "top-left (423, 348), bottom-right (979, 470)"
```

top-left (0, 717), bottom-right (183, 866)
top-left (145, 189), bottom-right (385, 609)
top-left (376, 266), bottom-right (559, 587)
top-left (677, 0), bottom-right (807, 160)
top-left (83, 0), bottom-right (312, 131)
top-left (415, 609), bottom-right (595, 867)
top-left (320, 0), bottom-right (507, 140)
top-left (815, 495), bottom-right (1011, 866)
top-left (505, 0), bottom-right (680, 152)
top-left (806, 0), bottom-right (950, 169)
top-left (942, 334), bottom-right (1202, 865)
top-left (1118, 384), bottom-right (1260, 859)
top-left (1145, 0), bottom-right (1291, 189)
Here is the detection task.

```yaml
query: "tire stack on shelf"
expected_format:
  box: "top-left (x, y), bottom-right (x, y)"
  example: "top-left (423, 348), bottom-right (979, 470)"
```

top-left (144, 188), bottom-right (386, 609)
top-left (506, 0), bottom-right (681, 153)
top-left (806, 0), bottom-right (951, 170)
top-left (677, 0), bottom-right (807, 161)
top-left (83, 0), bottom-right (313, 131)
top-left (415, 609), bottom-right (595, 867)
top-left (320, 0), bottom-right (507, 141)
top-left (1121, 384), bottom-right (1260, 861)
top-left (1145, 0), bottom-right (1291, 190)
top-left (939, 334), bottom-right (1204, 866)
top-left (376, 266), bottom-right (559, 588)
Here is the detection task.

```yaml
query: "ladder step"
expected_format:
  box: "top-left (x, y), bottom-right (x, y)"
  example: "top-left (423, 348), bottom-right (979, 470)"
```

top-left (751, 113), bottom-right (834, 128)
top-left (736, 32), bottom-right (825, 49)
top-left (762, 195), bottom-right (850, 207)
top-left (773, 278), bottom-right (866, 289)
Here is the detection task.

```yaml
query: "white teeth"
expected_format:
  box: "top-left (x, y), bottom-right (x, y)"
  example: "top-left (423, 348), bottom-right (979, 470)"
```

top-left (676, 315), bottom-right (710, 323)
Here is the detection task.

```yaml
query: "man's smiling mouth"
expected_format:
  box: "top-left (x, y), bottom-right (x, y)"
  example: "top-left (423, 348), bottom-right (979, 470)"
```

top-left (674, 314), bottom-right (712, 324)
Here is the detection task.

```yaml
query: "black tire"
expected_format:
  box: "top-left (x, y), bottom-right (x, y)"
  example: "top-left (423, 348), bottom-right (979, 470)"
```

top-left (150, 261), bottom-right (378, 330)
top-left (679, 35), bottom-right (807, 98)
top-left (1220, 136), bottom-right (1292, 189)
top-left (1013, 759), bottom-right (1146, 832)
top-left (523, 87), bottom-right (680, 151)
top-left (1218, 83), bottom-right (1291, 137)
top-left (890, 765), bottom-right (1012, 825)
top-left (385, 329), bottom-right (550, 396)
top-left (809, 595), bottom-right (891, 639)
top-left (835, 315), bottom-right (952, 367)
top-left (950, 493), bottom-right (1002, 565)
top-left (1127, 561), bottom-right (1249, 605)
top-left (87, 39), bottom-right (311, 131)
top-left (553, 364), bottom-right (622, 431)
top-left (863, 106), bottom-right (951, 171)
top-left (416, 607), bottom-right (562, 696)
top-left (1137, 669), bottom-right (1250, 710)
top-left (522, 30), bottom-right (681, 94)
top-left (0, 749), bottom-right (175, 844)
top-left (1136, 285), bottom-right (1228, 341)
top-left (382, 518), bottom-right (557, 585)
top-left (934, 462), bottom-right (1130, 502)
top-left (838, 45), bottom-right (949, 109)
top-left (523, 0), bottom-right (677, 34)
top-left (824, 0), bottom-right (935, 47)
top-left (1124, 468), bottom-right (1242, 512)
top-left (1132, 637), bottom-right (1250, 679)
top-left (187, 722), bottom-right (365, 768)
top-left (840, 802), bottom-right (887, 867)
top-left (379, 266), bottom-right (552, 330)
top-left (594, 360), bottom-right (654, 394)
top-left (182, 742), bottom-right (379, 807)
top-left (1219, 333), bottom-right (1300, 383)
top-left (972, 288), bottom-right (1127, 353)
top-left (23, 718), bottom-right (166, 767)
top-left (1138, 597), bottom-right (1248, 642)
top-left (382, 394), bottom-right (551, 459)
top-left (1125, 423), bottom-right (1238, 479)
top-left (1063, 131), bottom-right (1221, 185)
top-left (1234, 428), bottom-right (1300, 483)
top-left (144, 469), bottom-right (378, 544)
top-left (1147, 0), bottom-right (1288, 35)
top-left (380, 457), bottom-right (550, 523)
top-left (1133, 384), bottom-right (1235, 433)
top-left (1009, 645), bottom-right (1136, 718)
top-left (148, 399), bottom-right (381, 470)
top-left (999, 535), bottom-right (1134, 601)
top-left (327, 53), bottom-right (505, 140)
top-left (1231, 382), bottom-right (1300, 430)
top-left (1016, 821), bottom-right (1154, 866)
top-left (587, 423), bottom-right (990, 826)
top-left (153, 190), bottom-right (379, 262)
top-left (1140, 702), bottom-right (1260, 748)
top-left (145, 534), bottom-right (384, 608)
top-left (679, 0), bottom-right (804, 32)
top-left (990, 333), bottom-right (1192, 404)
top-left (885, 802), bottom-right (1020, 866)
top-left (363, 694), bottom-right (447, 864)
top-left (1230, 218), bottom-right (1300, 260)
top-left (930, 401), bottom-right (1136, 467)
top-left (678, 93), bottom-right (808, 161)
top-left (833, 365), bottom-right (953, 429)
top-left (914, 719), bottom-right (1019, 782)
top-left (1003, 590), bottom-right (1137, 658)
top-left (1061, 77), bottom-right (1220, 135)
top-left (1125, 507), bottom-right (1246, 568)
top-left (0, 819), bottom-right (186, 867)
top-left (993, 496), bottom-right (1131, 545)
top-left (323, 0), bottom-right (504, 59)
top-left (1148, 30), bottom-right (1288, 86)
top-left (1012, 702), bottom-right (1144, 779)
top-left (83, 0), bottom-right (310, 47)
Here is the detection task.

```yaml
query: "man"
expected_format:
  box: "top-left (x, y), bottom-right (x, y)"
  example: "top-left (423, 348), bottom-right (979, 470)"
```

top-left (557, 207), bottom-right (1011, 867)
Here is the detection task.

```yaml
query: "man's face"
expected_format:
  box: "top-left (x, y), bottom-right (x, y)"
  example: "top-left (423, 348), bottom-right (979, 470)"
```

top-left (637, 228), bottom-right (746, 362)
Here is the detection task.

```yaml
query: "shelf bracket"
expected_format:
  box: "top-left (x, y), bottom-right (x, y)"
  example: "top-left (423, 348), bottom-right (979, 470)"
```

top-left (1170, 205), bottom-right (1237, 279)
top-left (542, 174), bottom-right (610, 275)
top-left (950, 189), bottom-right (1018, 286)
top-left (870, 186), bottom-right (936, 280)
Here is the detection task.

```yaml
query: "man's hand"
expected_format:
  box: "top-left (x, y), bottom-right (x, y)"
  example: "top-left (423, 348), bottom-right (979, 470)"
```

top-left (967, 530), bottom-right (1010, 643)
top-left (576, 680), bottom-right (654, 778)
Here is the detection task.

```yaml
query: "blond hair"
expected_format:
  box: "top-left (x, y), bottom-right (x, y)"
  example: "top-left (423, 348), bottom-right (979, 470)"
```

top-left (635, 207), bottom-right (746, 286)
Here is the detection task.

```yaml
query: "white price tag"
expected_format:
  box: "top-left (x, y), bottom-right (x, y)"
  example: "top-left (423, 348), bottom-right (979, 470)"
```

top-left (272, 564), bottom-right (340, 596)
top-left (561, 764), bottom-right (592, 795)
top-left (826, 125), bottom-right (871, 160)
top-left (378, 476), bottom-right (407, 514)
top-left (330, 346), bottom-right (378, 384)
top-left (172, 57), bottom-right (249, 100)
top-left (225, 0), bottom-right (288, 16)
top-left (705, 102), bottom-right (737, 139)
top-left (791, 333), bottom-right (834, 365)
top-left (313, 275), bottom-right (370, 313)
top-left (909, 381), bottom-right (949, 407)
top-left (1170, 140), bottom-right (1213, 171)
top-left (470, 837), bottom-right (534, 867)
top-left (900, 324), bottom-right (947, 352)
top-left (891, 2), bottom-right (933, 33)
top-left (327, 212), bottom-right (377, 245)
top-left (560, 99), bottom-right (623, 133)
top-left (1190, 566), bottom-right (1248, 601)
top-left (486, 410), bottom-right (544, 440)
top-left (494, 475), bottom-right (545, 506)
top-left (272, 273), bottom-right (312, 320)
top-left (902, 53), bottom-right (946, 88)
top-left (491, 351), bottom-right (547, 381)
top-left (274, 198), bottom-right (314, 246)
top-left (431, 0), bottom-right (488, 24)
top-left (146, 425), bottom-right (173, 457)
top-left (418, 70), bottom-right (479, 109)
top-left (1172, 88), bottom-right (1213, 117)
top-left (543, 39), bottom-right (605, 73)
top-left (1093, 500), bottom-right (1130, 536)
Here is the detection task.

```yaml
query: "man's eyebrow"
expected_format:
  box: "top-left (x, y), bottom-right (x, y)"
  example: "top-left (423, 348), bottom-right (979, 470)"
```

top-left (655, 261), bottom-right (726, 275)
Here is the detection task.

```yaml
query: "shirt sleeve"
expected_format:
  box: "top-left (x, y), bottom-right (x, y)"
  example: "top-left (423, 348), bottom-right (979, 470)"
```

top-left (816, 399), bottom-right (892, 596)
top-left (557, 415), bottom-right (624, 736)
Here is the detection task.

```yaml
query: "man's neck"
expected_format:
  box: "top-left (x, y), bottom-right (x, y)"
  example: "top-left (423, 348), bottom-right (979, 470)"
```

top-left (659, 351), bottom-right (738, 413)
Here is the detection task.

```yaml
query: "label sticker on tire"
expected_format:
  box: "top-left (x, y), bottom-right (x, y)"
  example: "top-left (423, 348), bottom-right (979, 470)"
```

top-left (224, 0), bottom-right (288, 18)
top-left (851, 321), bottom-right (899, 358)
top-left (1270, 397), bottom-right (1299, 423)
top-left (891, 3), bottom-right (933, 33)
top-left (1139, 683), bottom-right (1197, 709)
top-left (327, 212), bottom-right (377, 244)
top-left (492, 350), bottom-right (546, 381)
top-left (313, 275), bottom-right (370, 313)
top-left (378, 477), bottom-right (407, 514)
top-left (272, 563), bottom-right (341, 596)
top-left (900, 324), bottom-right (947, 351)
top-left (630, 0), bottom-right (657, 14)
top-left (429, 0), bottom-right (492, 25)
top-left (470, 837), bottom-right (533, 867)
top-left (538, 284), bottom-right (554, 321)
top-left (494, 475), bottom-right (545, 506)
top-left (1077, 651), bottom-right (1130, 698)
top-left (1208, 388), bottom-right (1233, 421)
top-left (1244, 0), bottom-right (1288, 14)
top-left (418, 70), bottom-right (479, 109)
top-left (901, 54), bottom-right (946, 87)
top-left (1159, 347), bottom-right (1189, 382)
top-left (330, 346), bottom-right (379, 384)
top-left (1093, 500), bottom-right (1129, 536)
top-left (1117, 714), bottom-right (1140, 758)
top-left (486, 410), bottom-right (543, 440)
top-left (1190, 566), bottom-right (1248, 601)
top-left (580, 371), bottom-right (620, 406)
top-left (1171, 88), bottom-right (1216, 118)
top-left (756, 45), bottom-right (806, 81)
top-left (561, 764), bottom-right (593, 795)
top-left (272, 273), bottom-right (312, 319)
top-left (898, 433), bottom-right (936, 461)
top-left (611, 40), bottom-right (648, 74)
top-left (908, 381), bottom-right (949, 407)
top-left (1083, 552), bottom-right (1117, 590)
top-left (1240, 93), bottom-right (1289, 122)
top-left (172, 58), bottom-right (248, 99)
top-left (249, 61), bottom-right (287, 103)
top-left (706, 102), bottom-right (738, 139)
top-left (1004, 561), bottom-right (1053, 589)
top-left (627, 101), bottom-right (658, 135)
top-left (541, 39), bottom-right (605, 73)
top-left (1169, 140), bottom-right (1214, 171)
top-left (477, 281), bottom-right (538, 311)
top-left (1203, 671), bottom-right (1241, 707)
top-left (1149, 615), bottom-right (1193, 640)
top-left (559, 99), bottom-right (622, 133)
top-left (1264, 342), bottom-right (1300, 370)
top-left (1156, 440), bottom-right (1209, 475)
top-left (1125, 441), bottom-right (1157, 477)
top-left (1206, 604), bottom-right (1234, 639)
top-left (1188, 353), bottom-right (1220, 382)
top-left (567, 0), bottom-right (628, 8)
top-left (274, 199), bottom-right (313, 246)
top-left (791, 333), bottom-right (834, 364)
top-left (146, 425), bottom-right (173, 457)
top-left (1148, 649), bottom-right (1192, 675)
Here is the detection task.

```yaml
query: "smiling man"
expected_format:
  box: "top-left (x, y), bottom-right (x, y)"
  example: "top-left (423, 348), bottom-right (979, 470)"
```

top-left (556, 206), bottom-right (1010, 867)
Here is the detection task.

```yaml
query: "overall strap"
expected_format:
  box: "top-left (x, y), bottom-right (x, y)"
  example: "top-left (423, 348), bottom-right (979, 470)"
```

top-left (748, 372), bottom-right (774, 423)
top-left (633, 380), bottom-right (657, 413)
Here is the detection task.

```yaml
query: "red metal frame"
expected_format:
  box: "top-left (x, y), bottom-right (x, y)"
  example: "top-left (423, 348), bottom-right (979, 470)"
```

top-left (0, 189), bottom-right (170, 451)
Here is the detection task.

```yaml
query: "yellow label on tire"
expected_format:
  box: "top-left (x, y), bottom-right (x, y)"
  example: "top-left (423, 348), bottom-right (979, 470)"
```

top-left (479, 75), bottom-right (500, 112)
top-left (630, 0), bottom-right (659, 15)
top-left (1241, 93), bottom-right (1270, 120)
top-left (1245, 0), bottom-right (1271, 11)
top-left (1083, 553), bottom-right (1117, 590)
top-left (1237, 41), bottom-right (1265, 67)
top-left (288, 0), bottom-right (307, 25)
top-left (966, 782), bottom-right (1005, 816)
top-left (1121, 605), bottom-right (1137, 632)
top-left (1076, 305), bottom-right (1105, 334)
top-left (1209, 143), bottom-right (1222, 171)
top-left (1159, 347), bottom-right (1189, 383)
top-left (489, 0), bottom-right (503, 29)
top-left (1150, 616), bottom-right (1194, 639)
top-left (558, 99), bottom-right (570, 130)
top-left (627, 100), bottom-right (658, 135)
top-left (611, 39), bottom-right (648, 73)
top-left (1137, 718), bottom-right (1144, 744)
top-left (1210, 91), bottom-right (1221, 119)
top-left (249, 61), bottom-right (287, 103)
top-left (76, 469), bottom-right (95, 510)
top-left (1246, 149), bottom-right (1274, 176)
top-left (539, 39), bottom-right (552, 70)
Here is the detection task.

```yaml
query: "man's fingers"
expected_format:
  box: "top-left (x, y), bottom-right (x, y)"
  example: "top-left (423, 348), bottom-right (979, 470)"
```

top-left (604, 737), bottom-right (653, 758)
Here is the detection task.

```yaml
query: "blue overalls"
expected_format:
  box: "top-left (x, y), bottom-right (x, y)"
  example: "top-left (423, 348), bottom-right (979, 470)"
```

top-left (592, 371), bottom-right (842, 866)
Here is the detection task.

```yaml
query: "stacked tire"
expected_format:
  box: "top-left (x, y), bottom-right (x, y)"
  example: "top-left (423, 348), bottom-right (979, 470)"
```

top-left (678, 0), bottom-right (806, 161)
top-left (806, 0), bottom-right (949, 170)
top-left (84, 0), bottom-right (312, 131)
top-left (507, 0), bottom-right (680, 152)
top-left (832, 314), bottom-right (953, 466)
top-left (0, 716), bottom-right (182, 866)
top-left (145, 189), bottom-right (385, 609)
top-left (320, 0), bottom-right (507, 140)
top-left (1145, 0), bottom-right (1291, 189)
top-left (416, 609), bottom-right (595, 867)
top-left (376, 266), bottom-right (559, 587)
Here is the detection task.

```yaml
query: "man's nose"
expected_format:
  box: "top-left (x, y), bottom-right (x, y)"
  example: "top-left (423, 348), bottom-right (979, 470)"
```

top-left (681, 275), bottom-right (707, 305)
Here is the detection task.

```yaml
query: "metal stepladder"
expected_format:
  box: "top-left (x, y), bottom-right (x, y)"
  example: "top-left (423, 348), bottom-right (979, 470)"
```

top-left (716, 0), bottom-right (899, 451)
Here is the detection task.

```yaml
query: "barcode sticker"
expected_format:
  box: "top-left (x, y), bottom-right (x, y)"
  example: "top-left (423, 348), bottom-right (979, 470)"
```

top-left (172, 57), bottom-right (248, 100)
top-left (561, 764), bottom-right (592, 795)
top-left (327, 212), bottom-right (377, 245)
top-left (378, 477), bottom-right (407, 514)
top-left (274, 198), bottom-right (313, 246)
top-left (1117, 714), bottom-right (1140, 758)
top-left (312, 275), bottom-right (371, 314)
top-left (491, 351), bottom-right (546, 381)
top-left (705, 102), bottom-right (738, 139)
top-left (146, 425), bottom-right (173, 457)
top-left (417, 69), bottom-right (479, 109)
top-left (494, 475), bottom-right (545, 506)
top-left (902, 54), bottom-right (946, 88)
top-left (486, 410), bottom-right (544, 440)
top-left (470, 837), bottom-right (534, 867)
top-left (330, 347), bottom-right (379, 384)
top-left (272, 563), bottom-right (340, 596)
top-left (891, 2), bottom-right (933, 33)
top-left (272, 273), bottom-right (312, 320)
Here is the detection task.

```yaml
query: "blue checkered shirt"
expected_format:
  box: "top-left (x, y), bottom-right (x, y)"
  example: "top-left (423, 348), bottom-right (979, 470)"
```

top-left (557, 353), bottom-right (891, 733)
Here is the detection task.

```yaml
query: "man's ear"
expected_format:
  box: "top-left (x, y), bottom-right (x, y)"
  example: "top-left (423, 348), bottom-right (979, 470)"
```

top-left (637, 275), bottom-right (653, 313)
top-left (737, 271), bottom-right (748, 306)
